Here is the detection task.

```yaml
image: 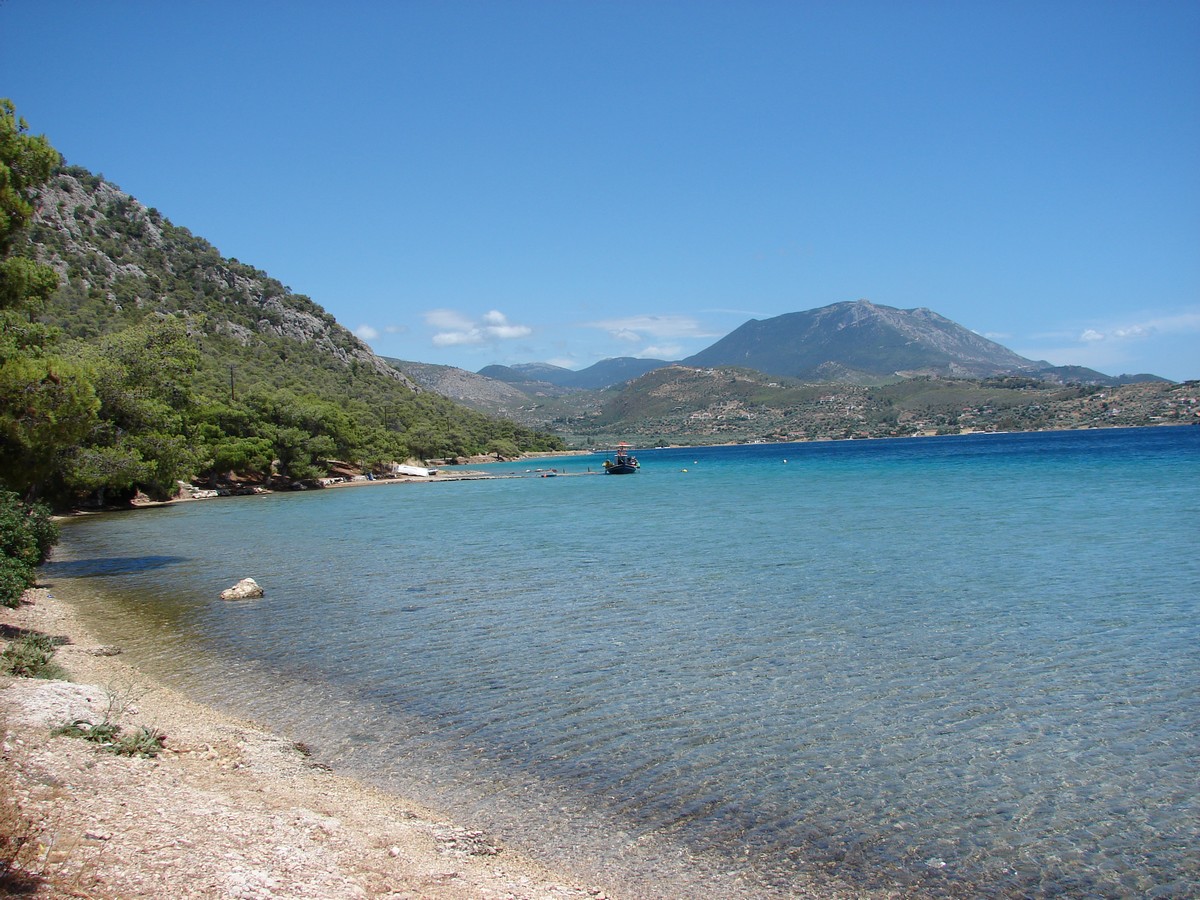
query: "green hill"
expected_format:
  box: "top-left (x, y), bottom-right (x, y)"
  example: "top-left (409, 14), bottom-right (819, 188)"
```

top-left (554, 365), bottom-right (1198, 447)
top-left (8, 160), bottom-right (562, 505)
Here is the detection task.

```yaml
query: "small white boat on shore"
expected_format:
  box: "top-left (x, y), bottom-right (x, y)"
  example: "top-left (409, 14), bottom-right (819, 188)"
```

top-left (393, 464), bottom-right (437, 477)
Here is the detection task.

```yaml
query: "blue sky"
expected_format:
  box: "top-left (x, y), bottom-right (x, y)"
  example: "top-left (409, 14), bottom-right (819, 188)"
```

top-left (3, 1), bottom-right (1198, 380)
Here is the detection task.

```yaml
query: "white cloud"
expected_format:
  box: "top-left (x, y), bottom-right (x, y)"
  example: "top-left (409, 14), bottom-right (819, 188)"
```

top-left (354, 324), bottom-right (379, 341)
top-left (432, 330), bottom-right (483, 347)
top-left (587, 314), bottom-right (719, 340)
top-left (641, 343), bottom-right (684, 359)
top-left (1075, 311), bottom-right (1200, 345)
top-left (425, 309), bottom-right (475, 330)
top-left (1014, 308), bottom-right (1200, 378)
top-left (426, 308), bottom-right (532, 347)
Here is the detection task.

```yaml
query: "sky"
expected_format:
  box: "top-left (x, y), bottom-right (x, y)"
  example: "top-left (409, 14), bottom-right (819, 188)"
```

top-left (3, 1), bottom-right (1198, 380)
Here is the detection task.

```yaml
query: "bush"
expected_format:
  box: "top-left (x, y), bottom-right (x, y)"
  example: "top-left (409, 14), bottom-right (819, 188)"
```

top-left (0, 557), bottom-right (31, 608)
top-left (51, 720), bottom-right (165, 758)
top-left (0, 633), bottom-right (66, 679)
top-left (0, 491), bottom-right (57, 566)
top-left (0, 492), bottom-right (57, 607)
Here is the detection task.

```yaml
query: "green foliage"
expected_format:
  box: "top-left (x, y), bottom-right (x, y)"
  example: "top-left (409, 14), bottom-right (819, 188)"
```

top-left (51, 720), bottom-right (166, 758)
top-left (0, 632), bottom-right (66, 679)
top-left (0, 107), bottom-right (563, 504)
top-left (0, 491), bottom-right (59, 606)
top-left (62, 318), bottom-right (204, 500)
top-left (0, 355), bottom-right (101, 499)
top-left (0, 557), bottom-right (30, 609)
top-left (0, 490), bottom-right (58, 567)
top-left (0, 256), bottom-right (58, 314)
top-left (0, 99), bottom-right (60, 254)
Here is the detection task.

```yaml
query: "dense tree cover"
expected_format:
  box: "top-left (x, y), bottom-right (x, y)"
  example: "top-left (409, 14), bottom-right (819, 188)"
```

top-left (1, 100), bottom-right (562, 509)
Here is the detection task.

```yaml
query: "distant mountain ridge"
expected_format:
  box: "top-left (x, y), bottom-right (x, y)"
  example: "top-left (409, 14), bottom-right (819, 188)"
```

top-left (683, 299), bottom-right (1041, 381)
top-left (487, 301), bottom-right (1166, 393)
top-left (479, 357), bottom-right (669, 390)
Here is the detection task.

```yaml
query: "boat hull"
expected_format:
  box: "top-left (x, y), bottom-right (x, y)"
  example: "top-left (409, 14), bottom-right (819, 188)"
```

top-left (604, 463), bottom-right (638, 475)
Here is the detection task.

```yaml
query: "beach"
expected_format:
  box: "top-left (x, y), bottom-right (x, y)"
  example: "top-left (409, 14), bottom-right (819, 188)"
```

top-left (1, 586), bottom-right (619, 899)
top-left (6, 428), bottom-right (1194, 899)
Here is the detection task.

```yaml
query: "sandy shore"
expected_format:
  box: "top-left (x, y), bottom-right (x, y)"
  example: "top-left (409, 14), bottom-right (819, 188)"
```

top-left (0, 586), bottom-right (618, 899)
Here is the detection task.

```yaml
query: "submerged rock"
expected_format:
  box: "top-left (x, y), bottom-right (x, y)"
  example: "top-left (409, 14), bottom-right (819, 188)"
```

top-left (220, 578), bottom-right (263, 600)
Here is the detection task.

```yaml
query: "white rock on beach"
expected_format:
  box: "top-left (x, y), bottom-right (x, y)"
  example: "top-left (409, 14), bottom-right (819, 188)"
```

top-left (220, 578), bottom-right (264, 600)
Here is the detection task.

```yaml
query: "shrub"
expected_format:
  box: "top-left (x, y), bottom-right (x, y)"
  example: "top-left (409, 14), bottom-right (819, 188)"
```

top-left (52, 720), bottom-right (165, 758)
top-left (0, 633), bottom-right (66, 679)
top-left (0, 492), bottom-right (57, 607)
top-left (0, 557), bottom-right (30, 609)
top-left (0, 491), bottom-right (58, 566)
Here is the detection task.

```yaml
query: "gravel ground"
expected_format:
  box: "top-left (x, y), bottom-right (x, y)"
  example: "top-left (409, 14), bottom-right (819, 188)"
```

top-left (1, 587), bottom-right (617, 900)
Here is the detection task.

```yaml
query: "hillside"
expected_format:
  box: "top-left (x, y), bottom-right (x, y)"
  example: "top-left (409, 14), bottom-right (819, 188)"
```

top-left (14, 165), bottom-right (562, 498)
top-left (480, 357), bottom-right (670, 390)
top-left (552, 365), bottom-right (1198, 447)
top-left (682, 300), bottom-right (1049, 381)
top-left (478, 300), bottom-right (1164, 409)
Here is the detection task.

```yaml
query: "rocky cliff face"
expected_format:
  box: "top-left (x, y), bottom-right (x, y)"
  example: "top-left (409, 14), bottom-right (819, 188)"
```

top-left (26, 168), bottom-right (415, 389)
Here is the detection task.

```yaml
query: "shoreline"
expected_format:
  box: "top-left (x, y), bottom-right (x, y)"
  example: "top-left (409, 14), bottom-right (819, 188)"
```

top-left (1, 586), bottom-right (619, 899)
top-left (1, 583), bottom-right (884, 900)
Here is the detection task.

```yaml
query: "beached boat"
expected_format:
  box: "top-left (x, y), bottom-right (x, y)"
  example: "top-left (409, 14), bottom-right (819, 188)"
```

top-left (603, 442), bottom-right (640, 475)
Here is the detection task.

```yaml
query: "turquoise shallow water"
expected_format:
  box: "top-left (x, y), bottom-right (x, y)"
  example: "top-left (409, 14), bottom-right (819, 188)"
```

top-left (46, 428), bottom-right (1200, 898)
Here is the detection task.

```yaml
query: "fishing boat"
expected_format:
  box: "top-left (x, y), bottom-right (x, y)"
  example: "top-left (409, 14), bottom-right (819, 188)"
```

top-left (603, 442), bottom-right (640, 475)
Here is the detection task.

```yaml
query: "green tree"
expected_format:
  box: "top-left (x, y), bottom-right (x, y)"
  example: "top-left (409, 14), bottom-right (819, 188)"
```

top-left (0, 99), bottom-right (86, 506)
top-left (0, 355), bottom-right (100, 499)
top-left (65, 317), bottom-right (202, 500)
top-left (0, 99), bottom-right (60, 254)
top-left (0, 489), bottom-right (58, 606)
top-left (0, 255), bottom-right (59, 315)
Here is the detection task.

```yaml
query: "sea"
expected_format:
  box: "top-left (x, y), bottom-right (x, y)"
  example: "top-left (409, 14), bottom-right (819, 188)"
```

top-left (43, 427), bottom-right (1199, 899)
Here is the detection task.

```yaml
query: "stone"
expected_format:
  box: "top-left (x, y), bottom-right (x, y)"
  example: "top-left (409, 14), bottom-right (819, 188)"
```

top-left (220, 578), bottom-right (264, 600)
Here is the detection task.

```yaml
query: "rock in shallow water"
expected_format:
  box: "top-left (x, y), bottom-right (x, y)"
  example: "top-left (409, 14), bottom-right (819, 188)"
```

top-left (220, 578), bottom-right (263, 600)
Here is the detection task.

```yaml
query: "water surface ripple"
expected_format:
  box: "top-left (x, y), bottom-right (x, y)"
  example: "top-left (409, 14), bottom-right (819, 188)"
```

top-left (47, 429), bottom-right (1200, 898)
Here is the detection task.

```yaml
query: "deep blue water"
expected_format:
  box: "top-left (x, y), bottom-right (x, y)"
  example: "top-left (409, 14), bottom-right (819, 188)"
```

top-left (46, 428), bottom-right (1200, 898)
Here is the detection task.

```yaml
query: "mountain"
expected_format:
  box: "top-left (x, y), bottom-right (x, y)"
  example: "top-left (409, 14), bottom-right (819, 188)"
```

top-left (1033, 365), bottom-right (1171, 386)
top-left (20, 166), bottom-right (564, 479)
top-left (558, 357), bottom-right (671, 389)
top-left (385, 358), bottom-right (600, 428)
top-left (495, 301), bottom-right (1165, 391)
top-left (388, 359), bottom-right (532, 409)
top-left (28, 168), bottom-right (416, 391)
top-left (478, 357), bottom-right (671, 391)
top-left (681, 299), bottom-right (1045, 381)
top-left (475, 363), bottom-right (578, 396)
top-left (479, 362), bottom-right (575, 385)
top-left (558, 364), bottom-right (1197, 448)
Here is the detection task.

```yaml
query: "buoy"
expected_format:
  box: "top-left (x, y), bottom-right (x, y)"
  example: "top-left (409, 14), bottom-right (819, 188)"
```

top-left (681, 468), bottom-right (688, 473)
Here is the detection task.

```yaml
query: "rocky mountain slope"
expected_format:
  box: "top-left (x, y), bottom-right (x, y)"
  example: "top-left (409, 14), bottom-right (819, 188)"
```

top-left (683, 300), bottom-right (1043, 381)
top-left (384, 358), bottom-right (599, 428)
top-left (15, 166), bottom-right (563, 481)
top-left (28, 168), bottom-right (414, 389)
